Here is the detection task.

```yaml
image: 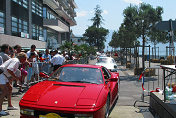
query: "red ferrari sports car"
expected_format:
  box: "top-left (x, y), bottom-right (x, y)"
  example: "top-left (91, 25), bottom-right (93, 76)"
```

top-left (19, 64), bottom-right (120, 118)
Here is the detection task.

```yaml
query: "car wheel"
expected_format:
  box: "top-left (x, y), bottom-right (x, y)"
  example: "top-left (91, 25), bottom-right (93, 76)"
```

top-left (117, 78), bottom-right (120, 98)
top-left (105, 96), bottom-right (110, 118)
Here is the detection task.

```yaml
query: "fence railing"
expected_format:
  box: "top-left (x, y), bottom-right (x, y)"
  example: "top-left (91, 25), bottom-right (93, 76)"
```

top-left (134, 66), bottom-right (165, 107)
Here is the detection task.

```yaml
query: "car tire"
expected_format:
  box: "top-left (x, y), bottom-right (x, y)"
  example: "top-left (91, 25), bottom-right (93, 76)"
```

top-left (117, 78), bottom-right (120, 99)
top-left (105, 96), bottom-right (110, 118)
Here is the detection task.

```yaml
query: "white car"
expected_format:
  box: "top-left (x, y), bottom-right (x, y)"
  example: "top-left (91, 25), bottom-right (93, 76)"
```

top-left (95, 57), bottom-right (117, 72)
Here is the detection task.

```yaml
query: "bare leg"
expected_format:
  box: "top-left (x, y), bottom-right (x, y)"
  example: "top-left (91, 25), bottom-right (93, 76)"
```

top-left (6, 82), bottom-right (13, 107)
top-left (0, 85), bottom-right (8, 111)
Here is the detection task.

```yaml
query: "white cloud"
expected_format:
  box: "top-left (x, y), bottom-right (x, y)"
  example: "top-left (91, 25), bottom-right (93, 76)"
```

top-left (77, 11), bottom-right (88, 17)
top-left (103, 10), bottom-right (108, 15)
top-left (123, 0), bottom-right (142, 5)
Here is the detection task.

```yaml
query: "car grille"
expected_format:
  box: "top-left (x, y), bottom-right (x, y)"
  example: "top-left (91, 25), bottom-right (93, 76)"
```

top-left (34, 110), bottom-right (75, 118)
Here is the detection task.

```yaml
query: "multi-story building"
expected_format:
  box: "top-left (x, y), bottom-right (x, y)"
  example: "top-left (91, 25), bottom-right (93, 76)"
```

top-left (0, 0), bottom-right (77, 50)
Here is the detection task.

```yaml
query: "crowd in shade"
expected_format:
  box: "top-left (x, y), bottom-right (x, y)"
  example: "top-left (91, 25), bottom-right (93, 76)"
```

top-left (0, 44), bottom-right (77, 116)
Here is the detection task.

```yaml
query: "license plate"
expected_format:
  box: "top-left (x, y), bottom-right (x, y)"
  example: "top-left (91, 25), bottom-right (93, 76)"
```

top-left (39, 113), bottom-right (62, 118)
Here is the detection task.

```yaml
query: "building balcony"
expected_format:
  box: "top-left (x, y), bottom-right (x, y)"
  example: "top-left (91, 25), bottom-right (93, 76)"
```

top-left (43, 0), bottom-right (77, 26)
top-left (68, 0), bottom-right (77, 8)
top-left (43, 19), bottom-right (69, 32)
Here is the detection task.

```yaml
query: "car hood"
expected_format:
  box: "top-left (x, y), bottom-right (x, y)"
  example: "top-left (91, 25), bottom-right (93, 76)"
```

top-left (95, 62), bottom-right (116, 70)
top-left (22, 81), bottom-right (103, 108)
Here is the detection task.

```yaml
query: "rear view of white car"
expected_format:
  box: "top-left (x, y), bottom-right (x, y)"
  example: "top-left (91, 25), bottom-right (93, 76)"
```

top-left (95, 57), bottom-right (117, 72)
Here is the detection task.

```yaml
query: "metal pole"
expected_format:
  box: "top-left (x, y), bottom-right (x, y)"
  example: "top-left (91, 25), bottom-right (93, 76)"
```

top-left (169, 19), bottom-right (175, 65)
top-left (158, 47), bottom-right (159, 59)
top-left (166, 46), bottom-right (168, 58)
top-left (152, 47), bottom-right (153, 59)
top-left (149, 45), bottom-right (150, 67)
top-left (163, 68), bottom-right (166, 102)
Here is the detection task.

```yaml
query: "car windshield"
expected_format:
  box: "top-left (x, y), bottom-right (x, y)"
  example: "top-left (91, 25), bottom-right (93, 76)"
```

top-left (98, 58), bottom-right (115, 64)
top-left (48, 67), bottom-right (103, 84)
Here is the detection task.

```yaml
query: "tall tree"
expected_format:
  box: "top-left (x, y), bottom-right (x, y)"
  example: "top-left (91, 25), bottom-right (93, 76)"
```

top-left (84, 26), bottom-right (109, 51)
top-left (90, 5), bottom-right (104, 28)
top-left (137, 3), bottom-right (164, 69)
top-left (109, 31), bottom-right (119, 48)
top-left (84, 5), bottom-right (109, 51)
top-left (122, 3), bottom-right (164, 69)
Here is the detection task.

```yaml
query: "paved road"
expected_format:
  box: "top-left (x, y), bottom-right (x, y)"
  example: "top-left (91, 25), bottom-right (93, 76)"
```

top-left (1, 59), bottom-right (154, 118)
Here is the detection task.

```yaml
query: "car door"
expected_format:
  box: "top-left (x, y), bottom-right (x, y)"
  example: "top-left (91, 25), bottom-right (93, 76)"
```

top-left (102, 67), bottom-right (118, 103)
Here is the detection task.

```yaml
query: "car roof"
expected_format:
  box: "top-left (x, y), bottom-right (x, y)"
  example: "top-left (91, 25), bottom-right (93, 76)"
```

top-left (61, 64), bottom-right (102, 69)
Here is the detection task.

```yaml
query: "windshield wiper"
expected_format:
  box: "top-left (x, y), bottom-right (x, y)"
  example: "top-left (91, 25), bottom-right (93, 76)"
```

top-left (68, 81), bottom-right (98, 84)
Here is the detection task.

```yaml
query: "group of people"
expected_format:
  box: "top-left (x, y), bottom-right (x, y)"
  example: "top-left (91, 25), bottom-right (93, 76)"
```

top-left (0, 44), bottom-right (66, 116)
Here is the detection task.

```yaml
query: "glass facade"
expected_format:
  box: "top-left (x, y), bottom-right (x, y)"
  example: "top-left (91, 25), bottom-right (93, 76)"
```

top-left (43, 7), bottom-right (57, 20)
top-left (12, 0), bottom-right (28, 8)
top-left (2, 0), bottom-right (74, 49)
top-left (32, 24), bottom-right (43, 40)
top-left (11, 16), bottom-right (28, 36)
top-left (46, 8), bottom-right (57, 20)
top-left (32, 0), bottom-right (43, 17)
top-left (47, 29), bottom-right (58, 49)
top-left (0, 11), bottom-right (5, 29)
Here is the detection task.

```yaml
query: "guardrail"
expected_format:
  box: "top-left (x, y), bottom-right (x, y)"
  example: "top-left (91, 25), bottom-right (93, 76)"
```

top-left (134, 66), bottom-right (165, 107)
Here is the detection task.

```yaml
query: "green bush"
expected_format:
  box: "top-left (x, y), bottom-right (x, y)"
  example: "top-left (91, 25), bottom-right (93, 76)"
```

top-left (167, 55), bottom-right (174, 65)
top-left (144, 69), bottom-right (155, 76)
top-left (160, 59), bottom-right (168, 65)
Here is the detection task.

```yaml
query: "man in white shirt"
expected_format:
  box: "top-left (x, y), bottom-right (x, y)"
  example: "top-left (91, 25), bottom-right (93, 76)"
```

top-left (50, 50), bottom-right (65, 71)
top-left (0, 52), bottom-right (27, 116)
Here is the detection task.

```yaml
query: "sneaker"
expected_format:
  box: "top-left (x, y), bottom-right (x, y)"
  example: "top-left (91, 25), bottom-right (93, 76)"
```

top-left (0, 110), bottom-right (9, 116)
top-left (7, 106), bottom-right (18, 110)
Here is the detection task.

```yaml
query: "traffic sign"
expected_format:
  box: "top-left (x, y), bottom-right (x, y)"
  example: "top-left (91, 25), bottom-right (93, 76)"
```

top-left (155, 20), bottom-right (176, 31)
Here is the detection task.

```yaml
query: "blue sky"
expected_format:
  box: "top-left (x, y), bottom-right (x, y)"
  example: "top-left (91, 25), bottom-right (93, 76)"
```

top-left (71, 0), bottom-right (176, 35)
top-left (71, 0), bottom-right (176, 52)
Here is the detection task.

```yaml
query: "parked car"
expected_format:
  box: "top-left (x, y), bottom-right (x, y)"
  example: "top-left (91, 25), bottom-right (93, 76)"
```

top-left (19, 64), bottom-right (120, 118)
top-left (95, 57), bottom-right (117, 72)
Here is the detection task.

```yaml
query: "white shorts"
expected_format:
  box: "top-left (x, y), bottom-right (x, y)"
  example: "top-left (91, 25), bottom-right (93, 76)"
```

top-left (32, 66), bottom-right (39, 75)
top-left (0, 74), bottom-right (9, 85)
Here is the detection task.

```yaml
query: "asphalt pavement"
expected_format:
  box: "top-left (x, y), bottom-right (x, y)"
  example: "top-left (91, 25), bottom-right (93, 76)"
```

top-left (0, 59), bottom-right (154, 118)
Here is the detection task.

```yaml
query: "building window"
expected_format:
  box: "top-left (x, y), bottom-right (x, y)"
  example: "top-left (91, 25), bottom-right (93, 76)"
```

top-left (0, 11), bottom-right (5, 29)
top-left (47, 9), bottom-right (56, 19)
top-left (11, 16), bottom-right (28, 36)
top-left (32, 0), bottom-right (43, 17)
top-left (46, 8), bottom-right (57, 20)
top-left (32, 24), bottom-right (43, 40)
top-left (12, 0), bottom-right (28, 8)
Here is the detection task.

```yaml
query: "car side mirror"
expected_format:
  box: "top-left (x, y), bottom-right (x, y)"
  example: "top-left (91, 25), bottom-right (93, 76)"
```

top-left (109, 77), bottom-right (117, 82)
